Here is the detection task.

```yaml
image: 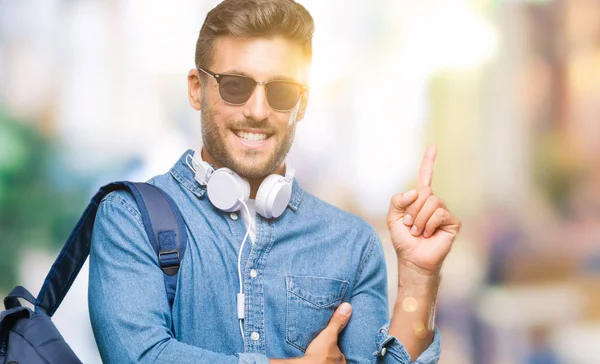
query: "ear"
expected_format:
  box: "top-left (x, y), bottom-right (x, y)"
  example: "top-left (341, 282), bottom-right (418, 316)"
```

top-left (295, 91), bottom-right (309, 122)
top-left (188, 69), bottom-right (203, 110)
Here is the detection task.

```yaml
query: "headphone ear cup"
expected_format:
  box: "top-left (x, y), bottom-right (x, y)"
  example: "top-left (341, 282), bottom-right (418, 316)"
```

top-left (255, 174), bottom-right (293, 219)
top-left (207, 168), bottom-right (249, 212)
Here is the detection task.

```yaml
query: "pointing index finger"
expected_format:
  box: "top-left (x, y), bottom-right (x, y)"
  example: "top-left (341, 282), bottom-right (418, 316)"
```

top-left (418, 144), bottom-right (437, 187)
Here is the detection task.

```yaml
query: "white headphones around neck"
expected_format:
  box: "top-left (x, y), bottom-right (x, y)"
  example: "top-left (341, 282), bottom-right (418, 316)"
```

top-left (186, 151), bottom-right (295, 219)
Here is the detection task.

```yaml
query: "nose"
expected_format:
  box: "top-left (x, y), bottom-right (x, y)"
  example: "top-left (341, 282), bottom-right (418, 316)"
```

top-left (242, 84), bottom-right (270, 121)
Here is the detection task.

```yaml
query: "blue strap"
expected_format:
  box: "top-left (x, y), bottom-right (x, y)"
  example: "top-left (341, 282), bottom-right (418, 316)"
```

top-left (35, 181), bottom-right (187, 316)
top-left (128, 183), bottom-right (188, 307)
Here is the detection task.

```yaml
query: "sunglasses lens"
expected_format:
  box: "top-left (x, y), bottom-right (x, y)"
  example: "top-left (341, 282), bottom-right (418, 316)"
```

top-left (219, 75), bottom-right (256, 105)
top-left (267, 82), bottom-right (302, 111)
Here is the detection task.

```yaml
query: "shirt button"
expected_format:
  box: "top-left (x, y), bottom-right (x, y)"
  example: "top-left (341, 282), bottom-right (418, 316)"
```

top-left (250, 269), bottom-right (258, 278)
top-left (250, 332), bottom-right (260, 341)
top-left (381, 347), bottom-right (387, 356)
top-left (230, 213), bottom-right (238, 220)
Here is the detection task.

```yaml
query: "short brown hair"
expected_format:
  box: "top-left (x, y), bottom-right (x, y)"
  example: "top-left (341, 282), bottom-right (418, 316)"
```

top-left (195, 0), bottom-right (314, 68)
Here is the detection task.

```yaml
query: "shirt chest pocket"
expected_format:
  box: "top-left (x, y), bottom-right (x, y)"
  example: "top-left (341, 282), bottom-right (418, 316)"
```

top-left (285, 274), bottom-right (349, 352)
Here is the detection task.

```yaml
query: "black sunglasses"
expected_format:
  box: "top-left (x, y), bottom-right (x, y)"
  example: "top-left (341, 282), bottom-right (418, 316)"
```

top-left (198, 67), bottom-right (307, 112)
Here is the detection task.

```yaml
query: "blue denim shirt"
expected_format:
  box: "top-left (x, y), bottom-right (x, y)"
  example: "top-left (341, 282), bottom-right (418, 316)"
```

top-left (88, 150), bottom-right (441, 363)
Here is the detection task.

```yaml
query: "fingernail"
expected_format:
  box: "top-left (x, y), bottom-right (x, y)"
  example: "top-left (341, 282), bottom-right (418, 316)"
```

top-left (407, 189), bottom-right (417, 197)
top-left (410, 225), bottom-right (419, 236)
top-left (403, 214), bottom-right (413, 225)
top-left (338, 302), bottom-right (351, 316)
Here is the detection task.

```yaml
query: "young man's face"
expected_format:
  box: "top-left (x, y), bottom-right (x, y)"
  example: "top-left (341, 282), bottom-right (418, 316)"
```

top-left (190, 35), bottom-right (309, 180)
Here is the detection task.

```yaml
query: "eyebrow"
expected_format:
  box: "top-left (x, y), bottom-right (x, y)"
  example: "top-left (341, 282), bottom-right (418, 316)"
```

top-left (220, 69), bottom-right (298, 83)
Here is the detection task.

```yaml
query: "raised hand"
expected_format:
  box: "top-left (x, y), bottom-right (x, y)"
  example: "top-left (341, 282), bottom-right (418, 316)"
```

top-left (386, 145), bottom-right (461, 274)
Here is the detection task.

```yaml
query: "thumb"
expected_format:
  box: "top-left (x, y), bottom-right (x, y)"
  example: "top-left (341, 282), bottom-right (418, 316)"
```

top-left (326, 302), bottom-right (352, 334)
top-left (389, 190), bottom-right (418, 216)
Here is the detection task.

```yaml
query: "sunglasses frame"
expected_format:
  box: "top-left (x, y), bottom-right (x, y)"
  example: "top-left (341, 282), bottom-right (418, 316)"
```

top-left (197, 67), bottom-right (307, 112)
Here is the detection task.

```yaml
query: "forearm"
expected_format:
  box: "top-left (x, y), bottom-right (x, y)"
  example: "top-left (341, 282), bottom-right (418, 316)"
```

top-left (388, 260), bottom-right (440, 361)
top-left (90, 283), bottom-right (270, 364)
top-left (137, 338), bottom-right (239, 364)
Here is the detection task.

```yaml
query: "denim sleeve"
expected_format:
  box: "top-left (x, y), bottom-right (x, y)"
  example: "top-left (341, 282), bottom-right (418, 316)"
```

top-left (88, 192), bottom-right (269, 364)
top-left (340, 233), bottom-right (441, 364)
top-left (373, 324), bottom-right (441, 364)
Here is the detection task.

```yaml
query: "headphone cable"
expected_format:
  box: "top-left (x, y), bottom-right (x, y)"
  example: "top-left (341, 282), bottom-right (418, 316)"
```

top-left (236, 199), bottom-right (252, 350)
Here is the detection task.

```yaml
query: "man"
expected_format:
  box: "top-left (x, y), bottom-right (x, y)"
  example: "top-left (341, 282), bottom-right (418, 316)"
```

top-left (88, 0), bottom-right (461, 363)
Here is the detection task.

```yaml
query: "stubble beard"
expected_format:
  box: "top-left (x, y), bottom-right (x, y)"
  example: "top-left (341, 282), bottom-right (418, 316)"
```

top-left (200, 104), bottom-right (296, 180)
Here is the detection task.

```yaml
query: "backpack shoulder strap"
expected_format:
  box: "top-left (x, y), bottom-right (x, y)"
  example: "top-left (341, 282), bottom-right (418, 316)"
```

top-left (35, 181), bottom-right (187, 316)
top-left (127, 182), bottom-right (188, 307)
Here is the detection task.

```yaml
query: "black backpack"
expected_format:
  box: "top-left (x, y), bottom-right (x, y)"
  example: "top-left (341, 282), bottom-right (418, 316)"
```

top-left (0, 182), bottom-right (188, 364)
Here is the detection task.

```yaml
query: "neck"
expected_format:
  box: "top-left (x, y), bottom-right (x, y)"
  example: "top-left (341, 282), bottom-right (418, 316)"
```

top-left (200, 148), bottom-right (286, 199)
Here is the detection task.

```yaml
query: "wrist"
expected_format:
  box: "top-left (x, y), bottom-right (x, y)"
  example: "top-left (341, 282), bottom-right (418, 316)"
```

top-left (397, 260), bottom-right (440, 294)
top-left (397, 258), bottom-right (441, 277)
top-left (398, 258), bottom-right (441, 287)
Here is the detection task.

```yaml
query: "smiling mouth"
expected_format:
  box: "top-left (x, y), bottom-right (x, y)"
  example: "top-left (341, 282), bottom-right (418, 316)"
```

top-left (234, 130), bottom-right (269, 143)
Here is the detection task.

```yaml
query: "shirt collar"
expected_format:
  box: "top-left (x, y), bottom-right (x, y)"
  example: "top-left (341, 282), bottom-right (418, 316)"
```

top-left (169, 149), bottom-right (303, 212)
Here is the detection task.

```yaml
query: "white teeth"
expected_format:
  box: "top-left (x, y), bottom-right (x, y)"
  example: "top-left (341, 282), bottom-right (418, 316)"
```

top-left (236, 131), bottom-right (267, 142)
